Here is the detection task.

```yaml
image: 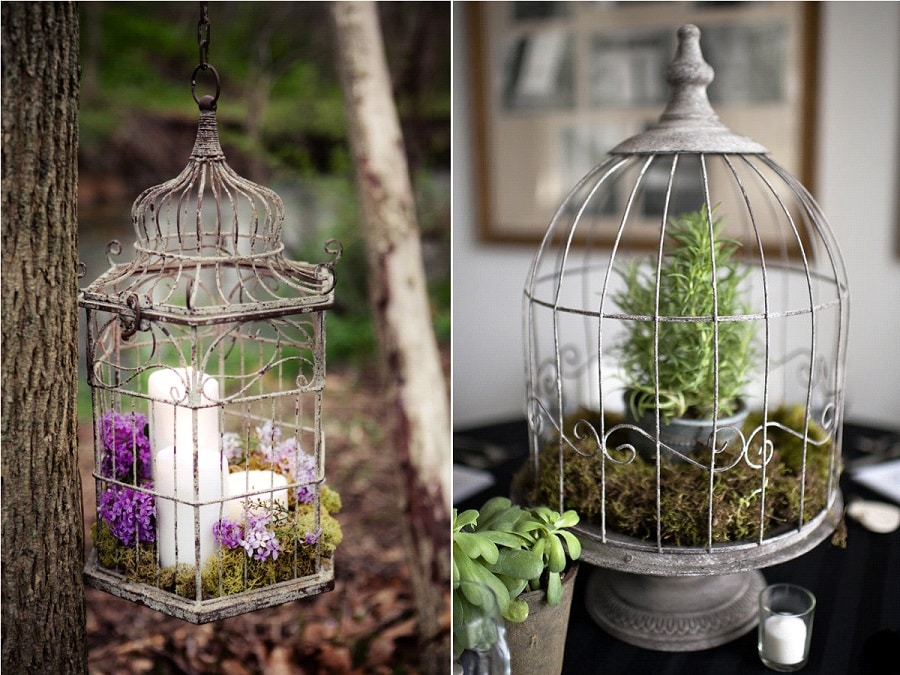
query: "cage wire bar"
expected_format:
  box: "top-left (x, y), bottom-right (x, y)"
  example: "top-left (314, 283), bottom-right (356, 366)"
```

top-left (80, 41), bottom-right (342, 623)
top-left (522, 25), bottom-right (848, 650)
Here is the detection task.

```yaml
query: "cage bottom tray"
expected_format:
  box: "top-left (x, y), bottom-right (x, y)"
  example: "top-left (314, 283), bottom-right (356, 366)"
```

top-left (84, 550), bottom-right (335, 624)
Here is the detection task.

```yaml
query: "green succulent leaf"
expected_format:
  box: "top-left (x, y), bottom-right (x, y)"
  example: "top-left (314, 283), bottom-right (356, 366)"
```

top-left (547, 534), bottom-right (567, 573)
top-left (453, 508), bottom-right (479, 531)
top-left (457, 557), bottom-right (510, 616)
top-left (477, 497), bottom-right (514, 524)
top-left (488, 548), bottom-right (544, 581)
top-left (559, 530), bottom-right (582, 560)
top-left (514, 519), bottom-right (543, 535)
top-left (454, 531), bottom-right (499, 564)
top-left (480, 507), bottom-right (525, 533)
top-left (555, 509), bottom-right (580, 529)
top-left (479, 530), bottom-right (528, 549)
top-left (545, 571), bottom-right (562, 607)
top-left (459, 576), bottom-right (497, 609)
top-left (502, 576), bottom-right (529, 600)
top-left (505, 596), bottom-right (530, 623)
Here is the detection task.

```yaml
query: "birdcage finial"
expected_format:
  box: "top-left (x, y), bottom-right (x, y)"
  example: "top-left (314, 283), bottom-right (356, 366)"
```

top-left (612, 24), bottom-right (767, 154)
top-left (658, 24), bottom-right (717, 125)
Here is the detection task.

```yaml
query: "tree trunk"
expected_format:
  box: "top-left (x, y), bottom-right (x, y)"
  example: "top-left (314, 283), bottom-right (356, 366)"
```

top-left (330, 2), bottom-right (451, 670)
top-left (1, 3), bottom-right (87, 673)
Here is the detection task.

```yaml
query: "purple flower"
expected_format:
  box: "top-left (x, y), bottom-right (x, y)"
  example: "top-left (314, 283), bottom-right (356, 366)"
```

top-left (213, 511), bottom-right (281, 562)
top-left (255, 421), bottom-right (282, 461)
top-left (303, 528), bottom-right (323, 545)
top-left (241, 511), bottom-right (281, 562)
top-left (98, 484), bottom-right (156, 547)
top-left (213, 518), bottom-right (244, 549)
top-left (270, 435), bottom-right (317, 504)
top-left (221, 432), bottom-right (243, 462)
top-left (98, 411), bottom-right (152, 482)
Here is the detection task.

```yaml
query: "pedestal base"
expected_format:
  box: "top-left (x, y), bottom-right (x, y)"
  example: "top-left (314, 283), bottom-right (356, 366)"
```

top-left (585, 567), bottom-right (766, 651)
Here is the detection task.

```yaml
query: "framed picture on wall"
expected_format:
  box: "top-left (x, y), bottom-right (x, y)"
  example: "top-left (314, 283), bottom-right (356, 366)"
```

top-left (467, 1), bottom-right (820, 245)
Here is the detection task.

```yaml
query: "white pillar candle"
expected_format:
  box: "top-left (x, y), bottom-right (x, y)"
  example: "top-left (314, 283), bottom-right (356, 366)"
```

top-left (762, 614), bottom-right (807, 665)
top-left (224, 470), bottom-right (290, 521)
top-left (148, 367), bottom-right (220, 456)
top-left (155, 444), bottom-right (229, 567)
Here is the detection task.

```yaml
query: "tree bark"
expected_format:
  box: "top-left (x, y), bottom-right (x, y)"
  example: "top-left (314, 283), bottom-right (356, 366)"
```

top-left (330, 2), bottom-right (451, 670)
top-left (1, 3), bottom-right (87, 673)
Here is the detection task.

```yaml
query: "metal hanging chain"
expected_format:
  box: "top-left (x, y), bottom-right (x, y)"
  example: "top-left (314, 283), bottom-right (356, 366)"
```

top-left (197, 2), bottom-right (210, 69)
top-left (191, 1), bottom-right (220, 109)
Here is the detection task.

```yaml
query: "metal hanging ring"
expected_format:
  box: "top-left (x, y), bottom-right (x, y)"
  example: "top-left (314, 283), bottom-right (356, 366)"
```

top-left (191, 63), bottom-right (220, 110)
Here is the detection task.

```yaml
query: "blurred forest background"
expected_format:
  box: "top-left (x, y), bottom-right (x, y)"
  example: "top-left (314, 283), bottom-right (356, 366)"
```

top-left (78, 0), bottom-right (450, 366)
top-left (77, 3), bottom-right (450, 673)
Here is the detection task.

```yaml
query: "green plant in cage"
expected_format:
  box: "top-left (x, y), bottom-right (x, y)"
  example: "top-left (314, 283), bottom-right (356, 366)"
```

top-left (613, 203), bottom-right (756, 424)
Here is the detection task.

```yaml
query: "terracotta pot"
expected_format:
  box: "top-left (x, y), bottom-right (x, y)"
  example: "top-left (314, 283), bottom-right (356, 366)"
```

top-left (504, 565), bottom-right (578, 675)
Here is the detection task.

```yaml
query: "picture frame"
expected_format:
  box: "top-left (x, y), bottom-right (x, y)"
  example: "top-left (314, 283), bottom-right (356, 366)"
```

top-left (468, 1), bottom-right (821, 246)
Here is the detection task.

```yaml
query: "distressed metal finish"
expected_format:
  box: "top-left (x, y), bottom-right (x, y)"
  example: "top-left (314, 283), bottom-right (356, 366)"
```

top-left (80, 46), bottom-right (340, 620)
top-left (522, 25), bottom-right (849, 651)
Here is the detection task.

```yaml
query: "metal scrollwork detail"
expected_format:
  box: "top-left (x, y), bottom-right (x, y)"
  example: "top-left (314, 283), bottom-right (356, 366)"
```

top-left (105, 240), bottom-right (123, 267)
top-left (118, 292), bottom-right (145, 341)
top-left (324, 238), bottom-right (343, 263)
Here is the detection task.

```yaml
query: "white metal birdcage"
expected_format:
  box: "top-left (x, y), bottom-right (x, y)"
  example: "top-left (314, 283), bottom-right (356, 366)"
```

top-left (522, 25), bottom-right (849, 650)
top-left (80, 36), bottom-right (342, 623)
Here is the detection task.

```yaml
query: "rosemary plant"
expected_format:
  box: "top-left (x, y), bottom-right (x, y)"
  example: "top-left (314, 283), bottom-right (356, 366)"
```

top-left (613, 204), bottom-right (755, 423)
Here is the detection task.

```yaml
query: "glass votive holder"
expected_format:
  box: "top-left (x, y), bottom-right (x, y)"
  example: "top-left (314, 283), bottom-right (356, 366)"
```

top-left (758, 584), bottom-right (816, 671)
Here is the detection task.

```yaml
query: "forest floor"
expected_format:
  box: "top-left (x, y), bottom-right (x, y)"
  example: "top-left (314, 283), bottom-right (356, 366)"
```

top-left (79, 353), bottom-right (450, 675)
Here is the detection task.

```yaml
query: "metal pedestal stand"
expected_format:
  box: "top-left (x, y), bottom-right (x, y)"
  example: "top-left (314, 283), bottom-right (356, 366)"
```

top-left (585, 568), bottom-right (766, 651)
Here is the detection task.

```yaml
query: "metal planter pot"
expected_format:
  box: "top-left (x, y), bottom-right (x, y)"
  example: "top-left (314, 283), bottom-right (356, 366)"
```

top-left (626, 396), bottom-right (750, 463)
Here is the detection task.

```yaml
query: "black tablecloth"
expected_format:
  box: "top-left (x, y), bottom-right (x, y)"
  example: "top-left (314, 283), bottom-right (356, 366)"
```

top-left (453, 421), bottom-right (900, 675)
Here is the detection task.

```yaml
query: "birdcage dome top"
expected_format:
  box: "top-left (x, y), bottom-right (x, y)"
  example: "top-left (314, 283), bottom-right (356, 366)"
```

top-left (81, 107), bottom-right (340, 325)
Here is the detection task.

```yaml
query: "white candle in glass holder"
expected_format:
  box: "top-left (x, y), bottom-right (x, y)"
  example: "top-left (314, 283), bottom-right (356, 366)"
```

top-left (763, 614), bottom-right (807, 665)
top-left (148, 367), bottom-right (220, 455)
top-left (224, 470), bottom-right (290, 521)
top-left (155, 443), bottom-right (229, 567)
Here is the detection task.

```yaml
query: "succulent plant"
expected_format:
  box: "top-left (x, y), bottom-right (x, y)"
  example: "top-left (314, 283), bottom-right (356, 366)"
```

top-left (452, 497), bottom-right (580, 654)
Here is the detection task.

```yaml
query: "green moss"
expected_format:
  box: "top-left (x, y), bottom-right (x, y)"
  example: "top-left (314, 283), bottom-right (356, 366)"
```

top-left (91, 520), bottom-right (158, 573)
top-left (201, 505), bottom-right (343, 598)
top-left (528, 406), bottom-right (836, 546)
top-left (321, 485), bottom-right (342, 514)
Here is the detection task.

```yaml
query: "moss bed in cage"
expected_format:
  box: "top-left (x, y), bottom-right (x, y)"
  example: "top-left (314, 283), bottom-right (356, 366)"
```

top-left (90, 411), bottom-right (343, 600)
top-left (91, 486), bottom-right (342, 599)
top-left (517, 405), bottom-right (844, 547)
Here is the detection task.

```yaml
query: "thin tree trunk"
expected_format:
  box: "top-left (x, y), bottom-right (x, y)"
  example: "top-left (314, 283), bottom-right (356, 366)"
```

top-left (330, 2), bottom-right (451, 670)
top-left (1, 3), bottom-right (87, 673)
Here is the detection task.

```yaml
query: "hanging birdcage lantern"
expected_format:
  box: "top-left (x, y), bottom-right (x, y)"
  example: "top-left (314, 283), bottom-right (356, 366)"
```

top-left (80, 7), bottom-right (343, 623)
top-left (523, 25), bottom-right (848, 650)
